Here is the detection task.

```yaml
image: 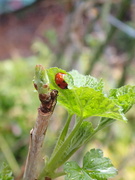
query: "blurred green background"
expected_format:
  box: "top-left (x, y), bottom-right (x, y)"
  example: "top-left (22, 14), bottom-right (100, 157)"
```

top-left (0, 0), bottom-right (135, 179)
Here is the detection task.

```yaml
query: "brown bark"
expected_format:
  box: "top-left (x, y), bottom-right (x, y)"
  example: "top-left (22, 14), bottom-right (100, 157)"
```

top-left (23, 90), bottom-right (58, 180)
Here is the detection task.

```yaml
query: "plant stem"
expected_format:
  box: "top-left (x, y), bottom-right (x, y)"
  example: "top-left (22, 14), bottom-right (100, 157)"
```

top-left (51, 113), bottom-right (73, 156)
top-left (38, 116), bottom-right (83, 180)
top-left (0, 134), bottom-right (20, 176)
top-left (23, 90), bottom-right (58, 180)
top-left (51, 171), bottom-right (66, 179)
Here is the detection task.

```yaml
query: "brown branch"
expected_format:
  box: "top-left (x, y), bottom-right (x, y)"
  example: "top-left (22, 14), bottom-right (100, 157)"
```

top-left (23, 90), bottom-right (58, 180)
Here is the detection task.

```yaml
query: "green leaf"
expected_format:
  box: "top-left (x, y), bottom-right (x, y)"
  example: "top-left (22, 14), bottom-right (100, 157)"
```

top-left (47, 68), bottom-right (127, 121)
top-left (97, 85), bottom-right (135, 130)
top-left (109, 85), bottom-right (135, 113)
top-left (64, 149), bottom-right (117, 180)
top-left (83, 149), bottom-right (117, 179)
top-left (65, 70), bottom-right (104, 91)
top-left (64, 161), bottom-right (93, 180)
top-left (0, 163), bottom-right (13, 180)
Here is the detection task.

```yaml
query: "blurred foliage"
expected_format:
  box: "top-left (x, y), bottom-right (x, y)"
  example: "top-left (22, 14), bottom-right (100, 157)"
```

top-left (0, 0), bottom-right (135, 179)
top-left (0, 163), bottom-right (13, 180)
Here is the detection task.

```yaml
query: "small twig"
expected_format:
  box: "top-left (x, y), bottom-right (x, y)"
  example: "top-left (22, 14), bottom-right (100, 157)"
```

top-left (23, 90), bottom-right (58, 180)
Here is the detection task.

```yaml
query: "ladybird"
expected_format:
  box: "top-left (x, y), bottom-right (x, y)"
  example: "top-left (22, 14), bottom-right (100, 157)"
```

top-left (55, 73), bottom-right (68, 89)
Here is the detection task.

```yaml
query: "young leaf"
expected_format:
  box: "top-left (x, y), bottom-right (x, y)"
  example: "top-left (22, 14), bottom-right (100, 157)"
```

top-left (83, 149), bottom-right (117, 179)
top-left (97, 84), bottom-right (135, 131)
top-left (64, 149), bottom-right (117, 180)
top-left (66, 70), bottom-right (104, 91)
top-left (60, 87), bottom-right (127, 121)
top-left (109, 85), bottom-right (135, 113)
top-left (64, 161), bottom-right (93, 180)
top-left (0, 163), bottom-right (13, 180)
top-left (97, 85), bottom-right (135, 130)
top-left (47, 68), bottom-right (127, 121)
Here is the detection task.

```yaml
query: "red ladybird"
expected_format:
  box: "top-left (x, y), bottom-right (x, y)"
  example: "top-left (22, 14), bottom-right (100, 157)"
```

top-left (55, 73), bottom-right (68, 89)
